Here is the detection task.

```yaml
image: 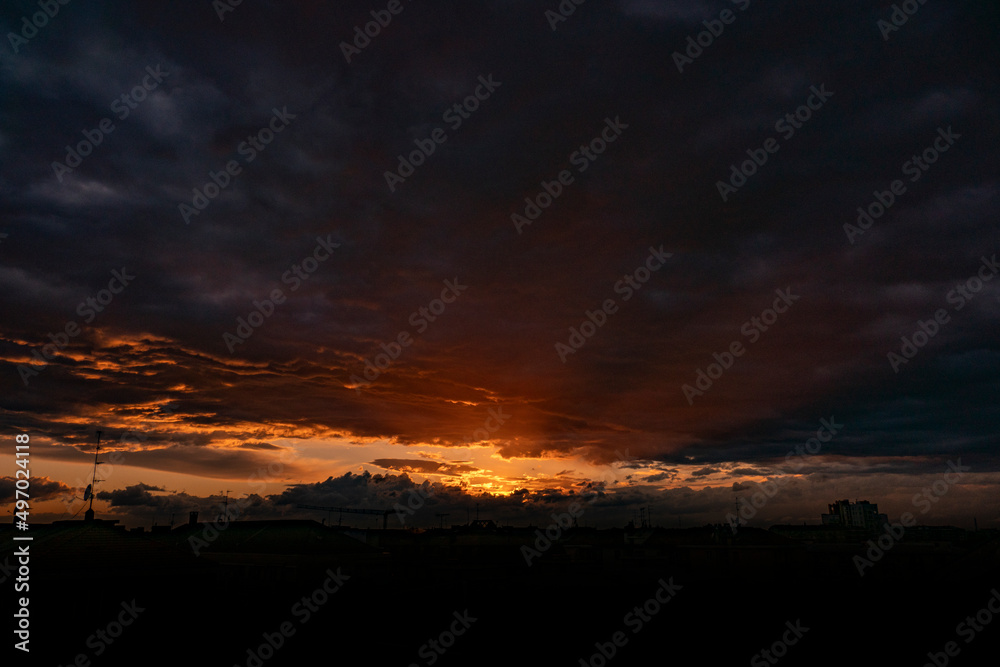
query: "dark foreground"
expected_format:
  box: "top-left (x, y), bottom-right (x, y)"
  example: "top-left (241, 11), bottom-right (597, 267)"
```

top-left (4, 520), bottom-right (999, 666)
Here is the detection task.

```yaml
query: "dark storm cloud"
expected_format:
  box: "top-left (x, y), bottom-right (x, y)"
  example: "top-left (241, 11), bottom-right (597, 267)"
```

top-left (369, 458), bottom-right (479, 476)
top-left (89, 483), bottom-right (277, 522)
top-left (240, 441), bottom-right (280, 450)
top-left (0, 475), bottom-right (70, 503)
top-left (33, 464), bottom-right (1000, 530)
top-left (271, 472), bottom-right (437, 510)
top-left (1, 0), bottom-right (998, 523)
top-left (729, 467), bottom-right (769, 477)
top-left (96, 483), bottom-right (166, 507)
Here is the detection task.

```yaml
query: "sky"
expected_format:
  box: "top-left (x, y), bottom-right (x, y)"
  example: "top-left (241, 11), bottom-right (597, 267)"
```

top-left (1, 0), bottom-right (998, 530)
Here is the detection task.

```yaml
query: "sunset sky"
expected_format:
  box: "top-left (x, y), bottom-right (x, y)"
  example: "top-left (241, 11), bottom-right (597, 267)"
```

top-left (2, 0), bottom-right (998, 529)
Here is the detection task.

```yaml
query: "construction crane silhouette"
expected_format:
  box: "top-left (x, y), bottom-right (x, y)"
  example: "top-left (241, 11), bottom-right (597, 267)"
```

top-left (297, 504), bottom-right (390, 529)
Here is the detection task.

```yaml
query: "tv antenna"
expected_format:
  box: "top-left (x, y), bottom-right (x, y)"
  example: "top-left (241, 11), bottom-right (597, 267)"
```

top-left (84, 430), bottom-right (105, 521)
top-left (219, 490), bottom-right (232, 522)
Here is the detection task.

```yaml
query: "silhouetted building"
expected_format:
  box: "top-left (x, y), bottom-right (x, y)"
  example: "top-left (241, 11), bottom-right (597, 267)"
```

top-left (821, 499), bottom-right (888, 530)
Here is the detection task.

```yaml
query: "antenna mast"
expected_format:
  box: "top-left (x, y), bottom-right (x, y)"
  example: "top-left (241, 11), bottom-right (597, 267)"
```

top-left (85, 430), bottom-right (104, 521)
top-left (219, 490), bottom-right (232, 523)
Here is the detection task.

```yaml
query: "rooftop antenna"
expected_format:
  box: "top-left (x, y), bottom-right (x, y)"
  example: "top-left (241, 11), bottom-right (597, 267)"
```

top-left (219, 490), bottom-right (232, 522)
top-left (84, 430), bottom-right (104, 522)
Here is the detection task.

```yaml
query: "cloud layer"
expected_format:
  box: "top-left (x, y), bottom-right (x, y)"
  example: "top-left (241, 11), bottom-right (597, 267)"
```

top-left (1, 0), bottom-right (998, 526)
